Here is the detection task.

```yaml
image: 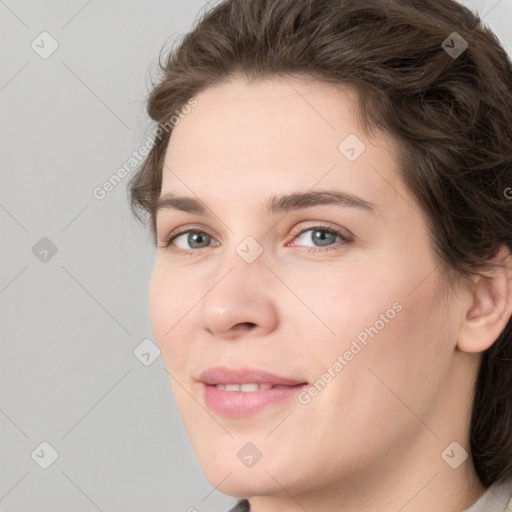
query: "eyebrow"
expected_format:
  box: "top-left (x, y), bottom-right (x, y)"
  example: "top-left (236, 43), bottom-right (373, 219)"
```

top-left (155, 190), bottom-right (378, 218)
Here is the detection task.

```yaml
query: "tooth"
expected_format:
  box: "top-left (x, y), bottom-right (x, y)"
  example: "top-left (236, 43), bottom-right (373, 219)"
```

top-left (215, 383), bottom-right (276, 391)
top-left (240, 383), bottom-right (260, 392)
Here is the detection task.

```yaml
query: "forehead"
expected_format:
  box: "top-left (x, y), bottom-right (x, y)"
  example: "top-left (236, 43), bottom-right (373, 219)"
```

top-left (160, 75), bottom-right (405, 216)
top-left (167, 76), bottom-right (367, 160)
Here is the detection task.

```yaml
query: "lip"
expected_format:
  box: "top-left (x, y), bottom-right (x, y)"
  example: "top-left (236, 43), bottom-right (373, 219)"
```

top-left (198, 366), bottom-right (307, 386)
top-left (198, 366), bottom-right (309, 417)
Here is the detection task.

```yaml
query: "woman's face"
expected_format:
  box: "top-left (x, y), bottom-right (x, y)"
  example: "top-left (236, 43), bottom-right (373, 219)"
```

top-left (149, 76), bottom-right (473, 502)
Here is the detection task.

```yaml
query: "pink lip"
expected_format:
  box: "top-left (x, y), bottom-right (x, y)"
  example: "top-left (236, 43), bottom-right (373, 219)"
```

top-left (198, 366), bottom-right (309, 417)
top-left (198, 366), bottom-right (307, 386)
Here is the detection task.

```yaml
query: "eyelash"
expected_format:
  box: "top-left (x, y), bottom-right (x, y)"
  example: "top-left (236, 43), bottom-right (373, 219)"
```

top-left (160, 223), bottom-right (352, 255)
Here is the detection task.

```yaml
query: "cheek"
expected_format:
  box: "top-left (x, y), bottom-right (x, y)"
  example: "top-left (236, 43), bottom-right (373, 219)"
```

top-left (148, 272), bottom-right (171, 342)
top-left (297, 262), bottom-right (452, 398)
top-left (294, 279), bottom-right (453, 467)
top-left (340, 275), bottom-right (454, 419)
top-left (148, 265), bottom-right (191, 366)
top-left (283, 268), bottom-right (403, 353)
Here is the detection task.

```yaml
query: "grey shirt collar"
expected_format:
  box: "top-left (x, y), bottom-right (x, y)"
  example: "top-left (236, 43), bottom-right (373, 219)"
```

top-left (462, 478), bottom-right (512, 512)
top-left (228, 479), bottom-right (512, 512)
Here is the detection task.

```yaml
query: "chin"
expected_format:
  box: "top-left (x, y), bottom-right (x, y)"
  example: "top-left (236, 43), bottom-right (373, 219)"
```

top-left (201, 463), bottom-right (283, 498)
top-left (194, 438), bottom-right (299, 497)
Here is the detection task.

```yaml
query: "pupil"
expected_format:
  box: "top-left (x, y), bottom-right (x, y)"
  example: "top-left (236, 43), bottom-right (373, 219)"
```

top-left (190, 232), bottom-right (208, 248)
top-left (314, 230), bottom-right (334, 246)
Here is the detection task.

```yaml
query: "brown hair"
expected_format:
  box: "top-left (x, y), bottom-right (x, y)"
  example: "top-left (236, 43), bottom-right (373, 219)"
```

top-left (127, 0), bottom-right (512, 487)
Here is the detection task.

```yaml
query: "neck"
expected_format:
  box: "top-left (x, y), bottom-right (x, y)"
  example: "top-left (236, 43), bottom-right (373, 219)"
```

top-left (246, 449), bottom-right (486, 512)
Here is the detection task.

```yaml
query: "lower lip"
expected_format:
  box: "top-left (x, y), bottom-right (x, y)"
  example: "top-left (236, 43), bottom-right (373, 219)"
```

top-left (202, 383), bottom-right (308, 417)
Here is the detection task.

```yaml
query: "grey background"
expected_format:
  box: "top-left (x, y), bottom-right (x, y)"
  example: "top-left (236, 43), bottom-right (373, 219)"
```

top-left (0, 1), bottom-right (511, 511)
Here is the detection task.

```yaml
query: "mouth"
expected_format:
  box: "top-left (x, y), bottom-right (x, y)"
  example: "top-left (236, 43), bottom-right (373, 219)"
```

top-left (213, 382), bottom-right (301, 391)
top-left (201, 382), bottom-right (309, 417)
top-left (198, 366), bottom-right (309, 417)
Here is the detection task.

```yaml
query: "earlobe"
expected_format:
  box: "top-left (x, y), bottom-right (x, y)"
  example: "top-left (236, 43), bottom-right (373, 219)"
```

top-left (457, 247), bottom-right (512, 354)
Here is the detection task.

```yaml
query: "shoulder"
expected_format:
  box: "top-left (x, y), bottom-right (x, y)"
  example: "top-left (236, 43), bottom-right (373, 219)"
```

top-left (493, 478), bottom-right (512, 511)
top-left (227, 499), bottom-right (250, 512)
top-left (464, 478), bottom-right (512, 512)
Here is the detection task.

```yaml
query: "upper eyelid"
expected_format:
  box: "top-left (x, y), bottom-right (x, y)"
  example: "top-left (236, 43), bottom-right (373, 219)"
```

top-left (164, 221), bottom-right (346, 238)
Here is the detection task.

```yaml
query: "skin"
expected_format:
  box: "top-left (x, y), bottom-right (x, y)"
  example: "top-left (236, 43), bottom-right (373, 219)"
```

top-left (149, 75), bottom-right (512, 512)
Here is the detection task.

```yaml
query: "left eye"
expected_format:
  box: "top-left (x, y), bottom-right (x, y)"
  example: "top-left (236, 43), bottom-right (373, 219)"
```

top-left (168, 230), bottom-right (216, 251)
top-left (161, 225), bottom-right (351, 253)
top-left (293, 227), bottom-right (346, 248)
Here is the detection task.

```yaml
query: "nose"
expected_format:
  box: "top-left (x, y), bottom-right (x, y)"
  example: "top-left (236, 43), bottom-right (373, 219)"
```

top-left (197, 250), bottom-right (279, 340)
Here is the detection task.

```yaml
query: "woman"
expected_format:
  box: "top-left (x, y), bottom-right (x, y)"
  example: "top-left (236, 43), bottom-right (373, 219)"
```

top-left (128, 0), bottom-right (512, 510)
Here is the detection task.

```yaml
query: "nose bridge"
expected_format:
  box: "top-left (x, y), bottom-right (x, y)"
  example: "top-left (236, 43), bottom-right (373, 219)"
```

top-left (213, 228), bottom-right (269, 285)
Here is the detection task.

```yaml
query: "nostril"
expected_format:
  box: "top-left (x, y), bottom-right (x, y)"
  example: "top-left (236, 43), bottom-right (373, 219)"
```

top-left (237, 322), bottom-right (256, 329)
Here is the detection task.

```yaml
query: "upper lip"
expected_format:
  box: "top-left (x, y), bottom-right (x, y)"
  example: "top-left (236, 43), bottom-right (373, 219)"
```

top-left (198, 366), bottom-right (308, 386)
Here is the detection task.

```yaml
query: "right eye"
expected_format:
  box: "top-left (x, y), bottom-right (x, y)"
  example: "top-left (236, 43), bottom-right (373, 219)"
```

top-left (161, 226), bottom-right (219, 254)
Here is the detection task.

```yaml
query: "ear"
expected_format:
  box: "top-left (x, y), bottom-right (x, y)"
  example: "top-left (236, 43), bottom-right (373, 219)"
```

top-left (457, 246), bottom-right (512, 354)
